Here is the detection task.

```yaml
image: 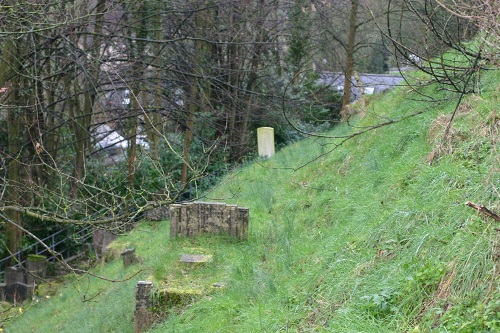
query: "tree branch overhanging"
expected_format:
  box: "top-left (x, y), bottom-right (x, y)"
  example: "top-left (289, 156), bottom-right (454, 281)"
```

top-left (465, 201), bottom-right (500, 223)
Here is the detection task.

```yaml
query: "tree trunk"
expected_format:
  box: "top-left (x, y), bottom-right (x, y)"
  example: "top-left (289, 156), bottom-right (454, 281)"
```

top-left (0, 34), bottom-right (23, 262)
top-left (69, 0), bottom-right (105, 198)
top-left (181, 1), bottom-right (213, 186)
top-left (6, 100), bottom-right (22, 262)
top-left (69, 78), bottom-right (89, 198)
top-left (147, 0), bottom-right (164, 162)
top-left (146, 69), bottom-right (161, 161)
top-left (128, 95), bottom-right (138, 189)
top-left (341, 0), bottom-right (359, 120)
top-left (181, 80), bottom-right (197, 186)
top-left (127, 0), bottom-right (148, 189)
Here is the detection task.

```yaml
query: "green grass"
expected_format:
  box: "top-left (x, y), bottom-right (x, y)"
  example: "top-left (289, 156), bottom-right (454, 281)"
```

top-left (3, 66), bottom-right (500, 332)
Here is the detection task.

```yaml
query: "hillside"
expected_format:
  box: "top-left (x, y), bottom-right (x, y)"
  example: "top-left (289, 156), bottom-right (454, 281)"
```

top-left (3, 66), bottom-right (500, 332)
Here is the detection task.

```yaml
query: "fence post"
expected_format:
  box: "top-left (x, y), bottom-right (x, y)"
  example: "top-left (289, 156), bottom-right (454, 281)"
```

top-left (66, 228), bottom-right (70, 258)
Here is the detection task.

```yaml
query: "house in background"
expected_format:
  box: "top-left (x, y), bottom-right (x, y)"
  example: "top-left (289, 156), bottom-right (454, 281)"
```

top-left (92, 124), bottom-right (149, 165)
top-left (318, 72), bottom-right (404, 101)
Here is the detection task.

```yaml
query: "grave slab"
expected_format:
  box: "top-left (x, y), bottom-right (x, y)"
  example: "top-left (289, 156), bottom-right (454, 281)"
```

top-left (179, 254), bottom-right (213, 264)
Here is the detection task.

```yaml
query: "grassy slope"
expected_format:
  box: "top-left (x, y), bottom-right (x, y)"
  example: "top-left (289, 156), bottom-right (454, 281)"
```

top-left (4, 68), bottom-right (500, 332)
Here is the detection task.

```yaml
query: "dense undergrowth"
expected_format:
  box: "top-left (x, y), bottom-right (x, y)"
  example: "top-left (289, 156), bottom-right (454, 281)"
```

top-left (3, 66), bottom-right (500, 332)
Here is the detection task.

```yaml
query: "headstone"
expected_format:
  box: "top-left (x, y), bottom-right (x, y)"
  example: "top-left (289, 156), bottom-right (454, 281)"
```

top-left (121, 248), bottom-right (139, 267)
top-left (144, 205), bottom-right (170, 221)
top-left (26, 254), bottom-right (47, 285)
top-left (134, 281), bottom-right (154, 333)
top-left (144, 190), bottom-right (170, 221)
top-left (179, 254), bottom-right (212, 264)
top-left (4, 282), bottom-right (35, 304)
top-left (169, 202), bottom-right (249, 240)
top-left (4, 267), bottom-right (26, 285)
top-left (257, 127), bottom-right (275, 158)
top-left (92, 229), bottom-right (117, 258)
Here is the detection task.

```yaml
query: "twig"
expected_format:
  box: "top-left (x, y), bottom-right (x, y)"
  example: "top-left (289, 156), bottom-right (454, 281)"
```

top-left (465, 201), bottom-right (500, 222)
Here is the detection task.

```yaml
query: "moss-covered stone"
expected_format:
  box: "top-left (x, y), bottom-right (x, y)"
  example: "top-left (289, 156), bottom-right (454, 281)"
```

top-left (35, 282), bottom-right (60, 297)
top-left (26, 254), bottom-right (46, 263)
top-left (0, 301), bottom-right (11, 311)
top-left (151, 287), bottom-right (202, 312)
top-left (179, 254), bottom-right (213, 264)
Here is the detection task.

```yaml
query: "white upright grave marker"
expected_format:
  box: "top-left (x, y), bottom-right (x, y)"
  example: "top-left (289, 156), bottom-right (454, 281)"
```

top-left (257, 127), bottom-right (275, 158)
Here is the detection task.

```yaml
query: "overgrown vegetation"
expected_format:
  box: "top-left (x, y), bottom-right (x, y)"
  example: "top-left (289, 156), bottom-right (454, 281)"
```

top-left (3, 56), bottom-right (500, 333)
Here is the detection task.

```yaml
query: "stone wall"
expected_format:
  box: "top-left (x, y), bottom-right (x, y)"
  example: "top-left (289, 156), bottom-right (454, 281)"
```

top-left (169, 202), bottom-right (249, 239)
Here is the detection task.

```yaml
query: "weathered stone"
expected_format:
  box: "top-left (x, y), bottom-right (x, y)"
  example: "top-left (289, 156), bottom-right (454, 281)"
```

top-left (144, 205), bottom-right (170, 221)
top-left (212, 282), bottom-right (226, 288)
top-left (92, 229), bottom-right (117, 258)
top-left (4, 282), bottom-right (35, 303)
top-left (179, 254), bottom-right (212, 264)
top-left (155, 288), bottom-right (201, 308)
top-left (257, 127), bottom-right (275, 158)
top-left (169, 202), bottom-right (249, 239)
top-left (238, 207), bottom-right (249, 240)
top-left (26, 254), bottom-right (46, 263)
top-left (145, 191), bottom-right (171, 221)
top-left (0, 283), bottom-right (6, 301)
top-left (134, 281), bottom-right (154, 333)
top-left (121, 248), bottom-right (139, 267)
top-left (26, 254), bottom-right (47, 285)
top-left (4, 267), bottom-right (26, 285)
top-left (169, 204), bottom-right (182, 238)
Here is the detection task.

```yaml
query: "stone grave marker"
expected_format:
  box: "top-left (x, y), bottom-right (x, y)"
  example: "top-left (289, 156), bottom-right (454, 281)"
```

top-left (179, 254), bottom-right (212, 264)
top-left (169, 202), bottom-right (249, 239)
top-left (134, 281), bottom-right (154, 333)
top-left (121, 248), bottom-right (140, 267)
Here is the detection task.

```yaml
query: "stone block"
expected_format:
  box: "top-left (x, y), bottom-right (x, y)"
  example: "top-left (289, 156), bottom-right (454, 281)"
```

top-left (4, 282), bottom-right (35, 303)
top-left (144, 205), bottom-right (170, 221)
top-left (257, 127), bottom-right (275, 158)
top-left (134, 281), bottom-right (154, 333)
top-left (4, 267), bottom-right (26, 285)
top-left (26, 254), bottom-right (47, 285)
top-left (0, 283), bottom-right (5, 301)
top-left (92, 229), bottom-right (117, 258)
top-left (155, 288), bottom-right (201, 308)
top-left (169, 202), bottom-right (249, 239)
top-left (121, 248), bottom-right (139, 267)
top-left (179, 254), bottom-right (212, 264)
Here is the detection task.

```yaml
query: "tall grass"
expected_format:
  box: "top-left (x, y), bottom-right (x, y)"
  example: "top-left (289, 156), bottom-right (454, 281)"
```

top-left (4, 67), bottom-right (500, 332)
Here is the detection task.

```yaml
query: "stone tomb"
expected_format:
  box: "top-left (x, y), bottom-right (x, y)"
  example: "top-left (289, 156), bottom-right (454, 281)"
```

top-left (0, 267), bottom-right (34, 303)
top-left (0, 255), bottom-right (46, 303)
top-left (134, 253), bottom-right (208, 333)
top-left (169, 202), bottom-right (249, 240)
top-left (134, 202), bottom-right (248, 332)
